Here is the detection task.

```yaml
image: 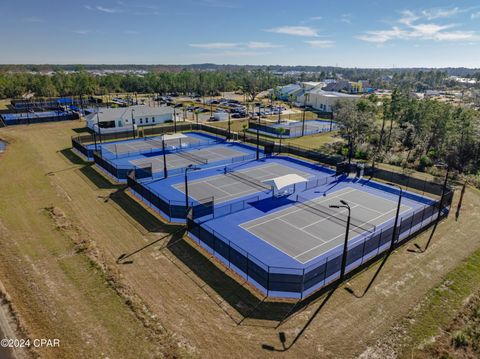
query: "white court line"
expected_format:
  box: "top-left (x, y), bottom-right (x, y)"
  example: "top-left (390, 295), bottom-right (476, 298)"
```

top-left (242, 188), bottom-right (358, 230)
top-left (300, 203), bottom-right (361, 231)
top-left (294, 205), bottom-right (401, 260)
top-left (278, 218), bottom-right (326, 244)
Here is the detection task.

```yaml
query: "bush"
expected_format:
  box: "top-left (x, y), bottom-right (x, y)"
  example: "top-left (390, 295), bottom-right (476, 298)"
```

top-left (452, 330), bottom-right (468, 348)
top-left (419, 154), bottom-right (433, 169)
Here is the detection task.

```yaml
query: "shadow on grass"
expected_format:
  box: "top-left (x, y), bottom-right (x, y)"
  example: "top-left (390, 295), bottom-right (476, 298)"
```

top-left (72, 127), bottom-right (92, 134)
top-left (161, 234), bottom-right (342, 325)
top-left (59, 148), bottom-right (89, 166)
top-left (109, 187), bottom-right (181, 234)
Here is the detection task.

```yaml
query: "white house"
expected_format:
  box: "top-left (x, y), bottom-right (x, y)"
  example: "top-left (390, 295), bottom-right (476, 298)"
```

top-left (303, 88), bottom-right (360, 113)
top-left (85, 105), bottom-right (181, 133)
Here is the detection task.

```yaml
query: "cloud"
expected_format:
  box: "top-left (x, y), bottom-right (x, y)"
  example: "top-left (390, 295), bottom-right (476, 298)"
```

top-left (95, 5), bottom-right (122, 13)
top-left (357, 7), bottom-right (480, 43)
top-left (340, 14), bottom-right (352, 25)
top-left (22, 16), bottom-right (44, 23)
top-left (73, 29), bottom-right (91, 35)
top-left (84, 4), bottom-right (123, 13)
top-left (472, 12), bottom-right (480, 20)
top-left (246, 41), bottom-right (282, 49)
top-left (200, 0), bottom-right (240, 9)
top-left (123, 30), bottom-right (139, 35)
top-left (189, 42), bottom-right (240, 49)
top-left (266, 26), bottom-right (319, 37)
top-left (305, 40), bottom-right (335, 48)
top-left (421, 7), bottom-right (462, 20)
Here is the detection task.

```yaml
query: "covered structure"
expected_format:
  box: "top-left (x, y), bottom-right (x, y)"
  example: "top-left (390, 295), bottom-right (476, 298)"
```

top-left (263, 174), bottom-right (309, 196)
top-left (85, 105), bottom-right (181, 133)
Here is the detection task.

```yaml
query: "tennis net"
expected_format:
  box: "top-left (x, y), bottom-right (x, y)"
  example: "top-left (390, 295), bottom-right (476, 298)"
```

top-left (176, 150), bottom-right (208, 165)
top-left (145, 137), bottom-right (165, 148)
top-left (295, 195), bottom-right (376, 233)
top-left (226, 167), bottom-right (271, 191)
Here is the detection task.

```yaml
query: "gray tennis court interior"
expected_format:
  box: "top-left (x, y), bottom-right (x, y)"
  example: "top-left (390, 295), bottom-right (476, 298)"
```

top-left (129, 146), bottom-right (247, 172)
top-left (174, 163), bottom-right (314, 203)
top-left (240, 187), bottom-right (412, 264)
top-left (103, 135), bottom-right (202, 155)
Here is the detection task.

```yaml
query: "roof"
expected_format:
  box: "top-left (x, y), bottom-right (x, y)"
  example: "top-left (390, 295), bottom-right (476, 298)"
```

top-left (306, 88), bottom-right (361, 98)
top-left (263, 174), bottom-right (308, 191)
top-left (86, 105), bottom-right (175, 123)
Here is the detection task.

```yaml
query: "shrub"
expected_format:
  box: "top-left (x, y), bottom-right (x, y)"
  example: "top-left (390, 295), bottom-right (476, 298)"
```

top-left (452, 330), bottom-right (468, 348)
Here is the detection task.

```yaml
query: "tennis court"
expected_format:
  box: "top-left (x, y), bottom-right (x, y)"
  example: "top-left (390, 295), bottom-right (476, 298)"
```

top-left (240, 187), bottom-right (411, 263)
top-left (102, 133), bottom-right (203, 156)
top-left (174, 162), bottom-right (315, 203)
top-left (129, 146), bottom-right (249, 173)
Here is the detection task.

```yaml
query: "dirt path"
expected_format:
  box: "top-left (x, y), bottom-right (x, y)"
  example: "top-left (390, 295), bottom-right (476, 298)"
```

top-left (1, 122), bottom-right (480, 358)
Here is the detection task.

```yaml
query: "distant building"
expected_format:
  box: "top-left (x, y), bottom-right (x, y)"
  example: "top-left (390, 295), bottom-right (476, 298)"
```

top-left (303, 88), bottom-right (360, 113)
top-left (86, 105), bottom-right (180, 133)
top-left (323, 80), bottom-right (363, 94)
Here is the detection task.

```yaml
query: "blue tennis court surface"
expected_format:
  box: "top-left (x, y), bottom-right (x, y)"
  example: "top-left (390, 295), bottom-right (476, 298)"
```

top-left (250, 119), bottom-right (339, 138)
top-left (86, 131), bottom-right (219, 160)
top-left (187, 176), bottom-right (439, 298)
top-left (114, 135), bottom-right (443, 299)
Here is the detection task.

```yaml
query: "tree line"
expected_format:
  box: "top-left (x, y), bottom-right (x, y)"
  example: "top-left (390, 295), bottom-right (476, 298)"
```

top-left (332, 90), bottom-right (480, 176)
top-left (0, 70), bottom-right (288, 101)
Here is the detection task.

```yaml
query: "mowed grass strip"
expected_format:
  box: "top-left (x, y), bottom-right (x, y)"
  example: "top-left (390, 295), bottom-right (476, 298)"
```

top-left (398, 189), bottom-right (480, 358)
top-left (0, 122), bottom-right (181, 359)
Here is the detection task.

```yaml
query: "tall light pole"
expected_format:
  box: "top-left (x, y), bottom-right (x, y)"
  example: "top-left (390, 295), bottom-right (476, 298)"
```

top-left (387, 183), bottom-right (403, 251)
top-left (96, 106), bottom-right (102, 143)
top-left (424, 162), bottom-right (450, 251)
top-left (162, 135), bottom-right (168, 179)
top-left (131, 108), bottom-right (136, 139)
top-left (227, 112), bottom-right (231, 140)
top-left (184, 165), bottom-right (199, 216)
top-left (173, 107), bottom-right (177, 133)
top-left (330, 200), bottom-right (351, 282)
top-left (301, 93), bottom-right (309, 137)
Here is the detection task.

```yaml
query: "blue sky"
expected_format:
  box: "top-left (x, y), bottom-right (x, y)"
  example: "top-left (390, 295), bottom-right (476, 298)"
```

top-left (2, 0), bottom-right (480, 67)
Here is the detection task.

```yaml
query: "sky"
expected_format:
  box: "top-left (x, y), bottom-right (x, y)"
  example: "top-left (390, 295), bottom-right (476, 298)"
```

top-left (2, 0), bottom-right (480, 67)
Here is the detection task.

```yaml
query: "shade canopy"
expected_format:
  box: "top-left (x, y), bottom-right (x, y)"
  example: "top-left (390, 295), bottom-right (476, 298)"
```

top-left (263, 174), bottom-right (308, 191)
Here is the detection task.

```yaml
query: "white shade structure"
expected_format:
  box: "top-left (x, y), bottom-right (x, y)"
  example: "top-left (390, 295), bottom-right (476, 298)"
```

top-left (263, 174), bottom-right (308, 192)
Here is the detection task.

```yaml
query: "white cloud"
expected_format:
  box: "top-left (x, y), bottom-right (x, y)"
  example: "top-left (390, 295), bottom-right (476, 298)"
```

top-left (357, 7), bottom-right (479, 44)
top-left (340, 14), bottom-right (352, 25)
top-left (22, 16), bottom-right (44, 23)
top-left (123, 30), bottom-right (139, 35)
top-left (472, 12), bottom-right (480, 20)
top-left (421, 7), bottom-right (462, 20)
top-left (73, 29), bottom-right (91, 35)
top-left (96, 5), bottom-right (122, 13)
top-left (305, 40), bottom-right (335, 48)
top-left (246, 41), bottom-right (282, 49)
top-left (189, 42), bottom-right (240, 49)
top-left (309, 16), bottom-right (323, 21)
top-left (266, 26), bottom-right (319, 37)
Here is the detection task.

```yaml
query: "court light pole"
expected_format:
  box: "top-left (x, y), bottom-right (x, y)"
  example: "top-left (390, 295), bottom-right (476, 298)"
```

top-left (184, 165), bottom-right (199, 216)
top-left (330, 200), bottom-right (351, 283)
top-left (256, 115), bottom-right (260, 160)
top-left (96, 106), bottom-right (102, 143)
top-left (173, 107), bottom-right (177, 133)
top-left (386, 183), bottom-right (403, 251)
top-left (162, 135), bottom-right (168, 179)
top-left (131, 108), bottom-right (136, 139)
top-left (424, 162), bottom-right (450, 251)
